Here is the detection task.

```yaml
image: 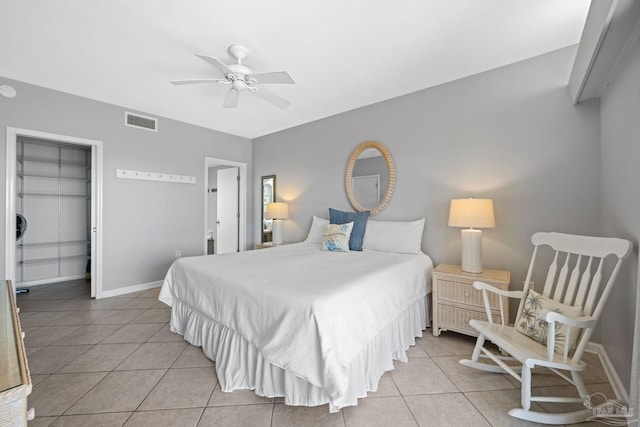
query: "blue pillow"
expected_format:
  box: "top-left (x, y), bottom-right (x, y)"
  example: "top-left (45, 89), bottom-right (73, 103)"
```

top-left (329, 208), bottom-right (370, 251)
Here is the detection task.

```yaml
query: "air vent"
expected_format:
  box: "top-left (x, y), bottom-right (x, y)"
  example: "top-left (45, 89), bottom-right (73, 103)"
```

top-left (125, 112), bottom-right (157, 132)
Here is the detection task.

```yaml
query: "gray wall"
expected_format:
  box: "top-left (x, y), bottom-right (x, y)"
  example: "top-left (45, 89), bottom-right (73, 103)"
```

top-left (1, 78), bottom-right (252, 293)
top-left (253, 46), bottom-right (601, 327)
top-left (600, 34), bottom-right (640, 394)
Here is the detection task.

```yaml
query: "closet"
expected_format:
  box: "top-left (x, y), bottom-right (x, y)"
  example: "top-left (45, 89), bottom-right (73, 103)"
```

top-left (15, 137), bottom-right (91, 286)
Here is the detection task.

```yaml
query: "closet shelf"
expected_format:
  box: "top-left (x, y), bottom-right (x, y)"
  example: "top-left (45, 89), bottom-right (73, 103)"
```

top-left (18, 240), bottom-right (89, 249)
top-left (18, 255), bottom-right (87, 266)
top-left (17, 155), bottom-right (88, 167)
top-left (18, 173), bottom-right (89, 182)
top-left (18, 192), bottom-right (88, 199)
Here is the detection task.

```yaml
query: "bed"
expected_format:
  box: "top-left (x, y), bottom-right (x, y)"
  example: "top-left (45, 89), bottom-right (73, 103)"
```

top-left (159, 241), bottom-right (433, 412)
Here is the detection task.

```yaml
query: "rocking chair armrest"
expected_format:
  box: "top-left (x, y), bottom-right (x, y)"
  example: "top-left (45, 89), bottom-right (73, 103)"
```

top-left (472, 281), bottom-right (524, 299)
top-left (538, 310), bottom-right (597, 329)
top-left (472, 281), bottom-right (523, 324)
top-left (539, 310), bottom-right (597, 361)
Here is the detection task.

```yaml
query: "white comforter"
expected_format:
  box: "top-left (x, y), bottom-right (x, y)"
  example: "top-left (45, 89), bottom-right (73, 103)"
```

top-left (159, 242), bottom-right (432, 400)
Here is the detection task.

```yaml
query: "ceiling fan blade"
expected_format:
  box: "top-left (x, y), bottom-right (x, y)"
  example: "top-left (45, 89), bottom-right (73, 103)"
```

top-left (253, 86), bottom-right (290, 109)
top-left (223, 88), bottom-right (239, 108)
top-left (194, 53), bottom-right (234, 77)
top-left (250, 71), bottom-right (295, 84)
top-left (170, 78), bottom-right (228, 85)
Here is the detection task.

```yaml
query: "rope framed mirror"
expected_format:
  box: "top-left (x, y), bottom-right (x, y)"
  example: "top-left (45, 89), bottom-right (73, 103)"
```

top-left (345, 141), bottom-right (395, 216)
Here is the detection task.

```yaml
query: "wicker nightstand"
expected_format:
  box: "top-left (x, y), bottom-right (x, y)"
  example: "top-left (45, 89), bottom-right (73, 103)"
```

top-left (432, 264), bottom-right (510, 337)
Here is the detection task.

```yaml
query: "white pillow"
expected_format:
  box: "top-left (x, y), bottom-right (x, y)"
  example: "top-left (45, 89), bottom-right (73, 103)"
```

top-left (363, 218), bottom-right (425, 254)
top-left (304, 215), bottom-right (329, 244)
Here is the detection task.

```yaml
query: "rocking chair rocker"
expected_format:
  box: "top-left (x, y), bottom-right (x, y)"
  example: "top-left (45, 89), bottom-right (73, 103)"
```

top-left (459, 232), bottom-right (632, 425)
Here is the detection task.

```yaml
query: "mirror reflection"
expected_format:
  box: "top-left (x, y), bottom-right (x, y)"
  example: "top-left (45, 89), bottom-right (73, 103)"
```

top-left (351, 148), bottom-right (389, 210)
top-left (345, 141), bottom-right (395, 216)
top-left (261, 175), bottom-right (276, 243)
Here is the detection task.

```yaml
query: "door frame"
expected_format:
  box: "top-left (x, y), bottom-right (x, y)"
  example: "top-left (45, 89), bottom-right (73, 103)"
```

top-left (203, 157), bottom-right (247, 254)
top-left (5, 127), bottom-right (104, 298)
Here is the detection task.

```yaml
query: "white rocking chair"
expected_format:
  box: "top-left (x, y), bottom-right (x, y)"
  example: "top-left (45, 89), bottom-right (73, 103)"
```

top-left (459, 232), bottom-right (632, 425)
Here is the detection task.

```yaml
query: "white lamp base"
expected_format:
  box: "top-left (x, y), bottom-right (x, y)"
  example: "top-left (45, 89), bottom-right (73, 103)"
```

top-left (461, 228), bottom-right (483, 273)
top-left (272, 219), bottom-right (283, 246)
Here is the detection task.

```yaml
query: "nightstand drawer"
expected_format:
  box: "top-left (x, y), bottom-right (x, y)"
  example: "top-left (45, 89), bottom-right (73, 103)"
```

top-left (436, 280), bottom-right (502, 311)
top-left (432, 264), bottom-right (510, 337)
top-left (436, 304), bottom-right (502, 336)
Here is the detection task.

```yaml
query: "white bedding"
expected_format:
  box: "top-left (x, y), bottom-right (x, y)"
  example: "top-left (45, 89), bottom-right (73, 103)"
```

top-left (159, 242), bottom-right (433, 409)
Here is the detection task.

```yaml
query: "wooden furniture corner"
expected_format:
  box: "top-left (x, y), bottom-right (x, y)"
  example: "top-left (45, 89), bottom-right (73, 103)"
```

top-left (1, 280), bottom-right (34, 425)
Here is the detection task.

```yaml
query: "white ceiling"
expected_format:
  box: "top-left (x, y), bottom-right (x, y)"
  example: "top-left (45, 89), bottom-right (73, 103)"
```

top-left (0, 0), bottom-right (591, 139)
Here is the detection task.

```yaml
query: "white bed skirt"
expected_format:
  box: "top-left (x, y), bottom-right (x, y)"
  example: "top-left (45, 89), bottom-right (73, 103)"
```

top-left (170, 295), bottom-right (430, 413)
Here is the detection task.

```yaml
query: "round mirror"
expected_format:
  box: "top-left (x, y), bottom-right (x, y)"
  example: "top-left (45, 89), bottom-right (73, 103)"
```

top-left (345, 141), bottom-right (395, 216)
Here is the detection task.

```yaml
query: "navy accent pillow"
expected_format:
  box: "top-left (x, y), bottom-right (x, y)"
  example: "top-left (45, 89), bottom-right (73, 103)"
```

top-left (329, 208), bottom-right (370, 251)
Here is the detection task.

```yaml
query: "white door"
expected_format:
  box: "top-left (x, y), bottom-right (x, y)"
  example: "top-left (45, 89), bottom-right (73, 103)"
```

top-left (217, 167), bottom-right (239, 253)
top-left (352, 175), bottom-right (380, 209)
top-left (90, 145), bottom-right (98, 297)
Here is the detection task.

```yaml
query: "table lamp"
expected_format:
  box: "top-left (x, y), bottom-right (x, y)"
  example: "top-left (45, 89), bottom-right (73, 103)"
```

top-left (266, 202), bottom-right (289, 246)
top-left (448, 198), bottom-right (495, 273)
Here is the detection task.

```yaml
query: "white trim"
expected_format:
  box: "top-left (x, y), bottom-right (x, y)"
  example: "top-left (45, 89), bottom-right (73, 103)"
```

top-left (93, 143), bottom-right (104, 299)
top-left (4, 129), bottom-right (16, 283)
top-left (586, 342), bottom-right (629, 402)
top-left (5, 127), bottom-right (103, 299)
top-left (204, 157), bottom-right (247, 254)
top-left (18, 274), bottom-right (85, 287)
top-left (100, 280), bottom-right (162, 299)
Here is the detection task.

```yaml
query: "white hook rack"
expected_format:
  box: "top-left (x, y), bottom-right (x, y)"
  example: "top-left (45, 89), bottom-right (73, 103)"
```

top-left (116, 169), bottom-right (196, 184)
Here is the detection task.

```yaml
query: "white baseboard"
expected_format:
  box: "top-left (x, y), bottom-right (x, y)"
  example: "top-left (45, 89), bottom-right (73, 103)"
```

top-left (586, 342), bottom-right (629, 402)
top-left (17, 274), bottom-right (86, 287)
top-left (100, 280), bottom-right (162, 299)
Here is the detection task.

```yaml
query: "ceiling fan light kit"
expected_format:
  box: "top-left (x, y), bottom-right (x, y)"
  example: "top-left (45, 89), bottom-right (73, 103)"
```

top-left (171, 44), bottom-right (295, 109)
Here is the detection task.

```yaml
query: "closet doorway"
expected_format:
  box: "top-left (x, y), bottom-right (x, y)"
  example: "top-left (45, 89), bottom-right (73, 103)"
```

top-left (5, 128), bottom-right (103, 298)
top-left (204, 157), bottom-right (247, 255)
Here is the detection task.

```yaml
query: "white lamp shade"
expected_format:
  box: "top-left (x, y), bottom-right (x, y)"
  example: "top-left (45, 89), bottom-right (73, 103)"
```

top-left (266, 202), bottom-right (289, 220)
top-left (448, 198), bottom-right (495, 228)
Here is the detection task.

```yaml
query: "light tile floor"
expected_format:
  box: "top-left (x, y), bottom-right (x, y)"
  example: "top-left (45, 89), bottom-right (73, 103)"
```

top-left (17, 279), bottom-right (617, 426)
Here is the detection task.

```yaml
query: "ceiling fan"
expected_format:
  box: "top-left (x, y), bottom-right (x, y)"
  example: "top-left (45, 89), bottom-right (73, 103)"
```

top-left (171, 45), bottom-right (295, 109)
